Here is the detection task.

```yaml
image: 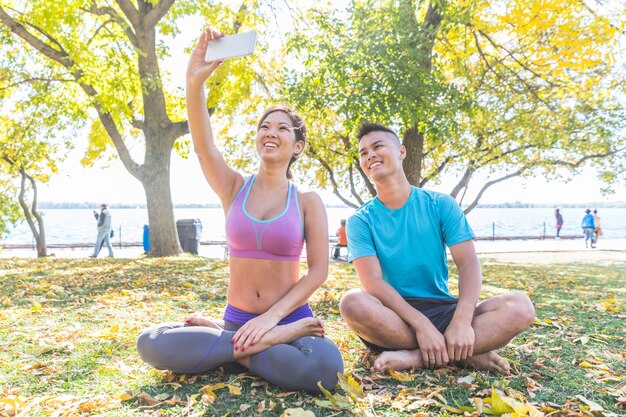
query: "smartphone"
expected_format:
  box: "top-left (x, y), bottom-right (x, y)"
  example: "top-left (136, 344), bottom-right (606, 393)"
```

top-left (204, 31), bottom-right (258, 63)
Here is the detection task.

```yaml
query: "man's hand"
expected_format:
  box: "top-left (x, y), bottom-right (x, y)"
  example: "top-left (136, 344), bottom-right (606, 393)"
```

top-left (413, 321), bottom-right (449, 369)
top-left (444, 319), bottom-right (475, 361)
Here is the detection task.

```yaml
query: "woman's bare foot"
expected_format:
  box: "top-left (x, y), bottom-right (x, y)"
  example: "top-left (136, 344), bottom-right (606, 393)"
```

top-left (265, 317), bottom-right (325, 345)
top-left (372, 349), bottom-right (423, 372)
top-left (184, 316), bottom-right (223, 329)
top-left (459, 351), bottom-right (511, 374)
top-left (233, 318), bottom-right (324, 362)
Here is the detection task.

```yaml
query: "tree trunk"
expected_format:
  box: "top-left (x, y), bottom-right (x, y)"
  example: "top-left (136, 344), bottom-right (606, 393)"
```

top-left (402, 125), bottom-right (424, 187)
top-left (141, 145), bottom-right (181, 257)
top-left (401, 0), bottom-right (442, 187)
top-left (18, 168), bottom-right (47, 257)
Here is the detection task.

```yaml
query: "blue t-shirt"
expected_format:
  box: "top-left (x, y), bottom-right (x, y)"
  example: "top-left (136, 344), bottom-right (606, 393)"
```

top-left (347, 187), bottom-right (475, 299)
top-left (581, 213), bottom-right (595, 228)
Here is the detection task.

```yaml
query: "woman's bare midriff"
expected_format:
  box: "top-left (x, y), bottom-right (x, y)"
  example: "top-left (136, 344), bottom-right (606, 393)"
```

top-left (227, 256), bottom-right (301, 314)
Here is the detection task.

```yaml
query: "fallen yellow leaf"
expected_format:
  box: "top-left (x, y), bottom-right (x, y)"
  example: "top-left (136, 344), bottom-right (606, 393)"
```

top-left (389, 370), bottom-right (416, 382)
top-left (227, 384), bottom-right (241, 395)
top-left (282, 407), bottom-right (315, 417)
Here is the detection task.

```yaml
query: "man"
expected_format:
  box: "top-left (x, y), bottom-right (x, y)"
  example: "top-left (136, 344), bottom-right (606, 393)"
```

top-left (339, 123), bottom-right (535, 374)
top-left (581, 209), bottom-right (596, 248)
top-left (333, 219), bottom-right (348, 259)
top-left (92, 203), bottom-right (114, 258)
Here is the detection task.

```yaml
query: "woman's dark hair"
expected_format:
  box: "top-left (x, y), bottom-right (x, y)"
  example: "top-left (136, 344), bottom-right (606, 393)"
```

top-left (257, 105), bottom-right (307, 179)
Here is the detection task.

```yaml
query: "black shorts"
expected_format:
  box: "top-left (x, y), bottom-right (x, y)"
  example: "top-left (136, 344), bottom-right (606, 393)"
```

top-left (360, 297), bottom-right (459, 354)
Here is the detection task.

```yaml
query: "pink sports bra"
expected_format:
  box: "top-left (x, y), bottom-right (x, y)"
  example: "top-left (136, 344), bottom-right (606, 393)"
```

top-left (225, 175), bottom-right (304, 261)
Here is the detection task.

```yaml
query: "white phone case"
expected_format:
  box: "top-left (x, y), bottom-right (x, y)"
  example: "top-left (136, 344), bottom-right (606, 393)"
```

top-left (204, 31), bottom-right (258, 63)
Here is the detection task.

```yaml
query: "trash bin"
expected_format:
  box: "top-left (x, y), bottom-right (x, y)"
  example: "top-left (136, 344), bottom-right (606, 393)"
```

top-left (143, 225), bottom-right (150, 254)
top-left (176, 219), bottom-right (202, 255)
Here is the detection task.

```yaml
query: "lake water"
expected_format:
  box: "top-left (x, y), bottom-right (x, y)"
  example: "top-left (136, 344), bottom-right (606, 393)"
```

top-left (2, 207), bottom-right (624, 245)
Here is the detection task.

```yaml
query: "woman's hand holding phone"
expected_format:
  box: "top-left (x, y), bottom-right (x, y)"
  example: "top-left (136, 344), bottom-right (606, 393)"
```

top-left (186, 28), bottom-right (224, 89)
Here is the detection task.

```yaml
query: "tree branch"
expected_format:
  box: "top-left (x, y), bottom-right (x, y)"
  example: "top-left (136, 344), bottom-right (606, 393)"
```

top-left (0, 76), bottom-right (75, 91)
top-left (145, 0), bottom-right (175, 29)
top-left (18, 167), bottom-right (39, 241)
top-left (84, 5), bottom-right (139, 48)
top-left (0, 7), bottom-right (72, 67)
top-left (463, 170), bottom-right (524, 214)
top-left (308, 145), bottom-right (359, 208)
top-left (0, 7), bottom-right (142, 179)
top-left (348, 165), bottom-right (365, 206)
top-left (114, 0), bottom-right (140, 30)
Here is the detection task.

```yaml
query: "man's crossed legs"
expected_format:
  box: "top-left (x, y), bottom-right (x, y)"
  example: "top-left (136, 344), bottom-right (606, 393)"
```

top-left (339, 290), bottom-right (535, 374)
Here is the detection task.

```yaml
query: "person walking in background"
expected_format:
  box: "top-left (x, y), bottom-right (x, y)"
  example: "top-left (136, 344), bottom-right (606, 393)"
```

top-left (91, 204), bottom-right (114, 258)
top-left (555, 208), bottom-right (564, 239)
top-left (333, 219), bottom-right (348, 259)
top-left (593, 209), bottom-right (603, 245)
top-left (581, 208), bottom-right (596, 248)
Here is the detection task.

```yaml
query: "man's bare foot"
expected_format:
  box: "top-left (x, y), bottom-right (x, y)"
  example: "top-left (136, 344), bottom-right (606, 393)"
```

top-left (184, 316), bottom-right (223, 329)
top-left (459, 351), bottom-right (511, 374)
top-left (372, 349), bottom-right (423, 372)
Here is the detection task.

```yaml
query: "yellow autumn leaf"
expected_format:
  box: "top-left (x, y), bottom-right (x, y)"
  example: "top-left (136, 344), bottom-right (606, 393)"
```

top-left (203, 382), bottom-right (227, 392)
top-left (137, 392), bottom-right (159, 406)
top-left (576, 395), bottom-right (604, 412)
top-left (282, 408), bottom-right (316, 417)
top-left (201, 390), bottom-right (216, 405)
top-left (389, 370), bottom-right (416, 382)
top-left (337, 372), bottom-right (363, 400)
top-left (488, 389), bottom-right (515, 416)
top-left (118, 392), bottom-right (134, 402)
top-left (183, 282), bottom-right (193, 287)
top-left (31, 301), bottom-right (43, 313)
top-left (0, 396), bottom-right (28, 414)
top-left (227, 384), bottom-right (241, 395)
top-left (579, 361), bottom-right (594, 368)
top-left (164, 395), bottom-right (181, 405)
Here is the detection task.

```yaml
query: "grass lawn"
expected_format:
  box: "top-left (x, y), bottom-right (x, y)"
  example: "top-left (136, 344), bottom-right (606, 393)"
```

top-left (0, 256), bottom-right (624, 416)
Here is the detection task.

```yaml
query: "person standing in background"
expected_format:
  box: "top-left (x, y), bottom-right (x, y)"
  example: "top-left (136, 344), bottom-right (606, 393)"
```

top-left (581, 209), bottom-right (596, 248)
top-left (333, 219), bottom-right (348, 259)
top-left (91, 204), bottom-right (114, 258)
top-left (555, 208), bottom-right (564, 239)
top-left (593, 209), bottom-right (602, 245)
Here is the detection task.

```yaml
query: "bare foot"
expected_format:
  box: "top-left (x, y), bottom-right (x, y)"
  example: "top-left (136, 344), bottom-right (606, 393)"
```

top-left (459, 351), bottom-right (511, 375)
top-left (372, 349), bottom-right (423, 372)
top-left (266, 317), bottom-right (325, 345)
top-left (184, 316), bottom-right (223, 330)
top-left (233, 317), bottom-right (325, 362)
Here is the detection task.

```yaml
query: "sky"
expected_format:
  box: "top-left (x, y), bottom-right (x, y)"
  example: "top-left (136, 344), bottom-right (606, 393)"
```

top-left (32, 3), bottom-right (626, 207)
top-left (39, 145), bottom-right (626, 206)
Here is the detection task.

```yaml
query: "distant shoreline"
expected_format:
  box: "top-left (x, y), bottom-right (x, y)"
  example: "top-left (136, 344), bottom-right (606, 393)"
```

top-left (37, 201), bottom-right (626, 209)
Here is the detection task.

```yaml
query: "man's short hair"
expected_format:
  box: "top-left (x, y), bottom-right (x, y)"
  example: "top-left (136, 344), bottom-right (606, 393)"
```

top-left (357, 123), bottom-right (400, 142)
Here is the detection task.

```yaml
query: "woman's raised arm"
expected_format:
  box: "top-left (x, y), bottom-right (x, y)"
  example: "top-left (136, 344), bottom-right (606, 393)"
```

top-left (186, 28), bottom-right (243, 206)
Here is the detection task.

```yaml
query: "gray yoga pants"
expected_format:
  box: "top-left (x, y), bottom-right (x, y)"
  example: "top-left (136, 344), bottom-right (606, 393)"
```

top-left (137, 320), bottom-right (343, 394)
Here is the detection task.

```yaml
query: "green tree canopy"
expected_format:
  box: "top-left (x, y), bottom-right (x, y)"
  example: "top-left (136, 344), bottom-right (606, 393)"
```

top-left (0, 0), bottom-right (279, 255)
top-left (283, 0), bottom-right (626, 210)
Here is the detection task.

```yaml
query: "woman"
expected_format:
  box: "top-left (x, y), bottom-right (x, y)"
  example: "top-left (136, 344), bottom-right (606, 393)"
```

top-left (555, 208), bottom-right (564, 238)
top-left (593, 209), bottom-right (602, 244)
top-left (137, 28), bottom-right (343, 394)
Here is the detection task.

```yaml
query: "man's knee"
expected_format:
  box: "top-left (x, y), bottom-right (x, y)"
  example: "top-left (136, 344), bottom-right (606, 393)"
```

top-left (503, 292), bottom-right (535, 331)
top-left (339, 289), bottom-right (372, 321)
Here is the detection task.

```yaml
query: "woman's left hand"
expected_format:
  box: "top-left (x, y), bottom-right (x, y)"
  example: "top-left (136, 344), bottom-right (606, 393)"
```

top-left (232, 314), bottom-right (280, 352)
